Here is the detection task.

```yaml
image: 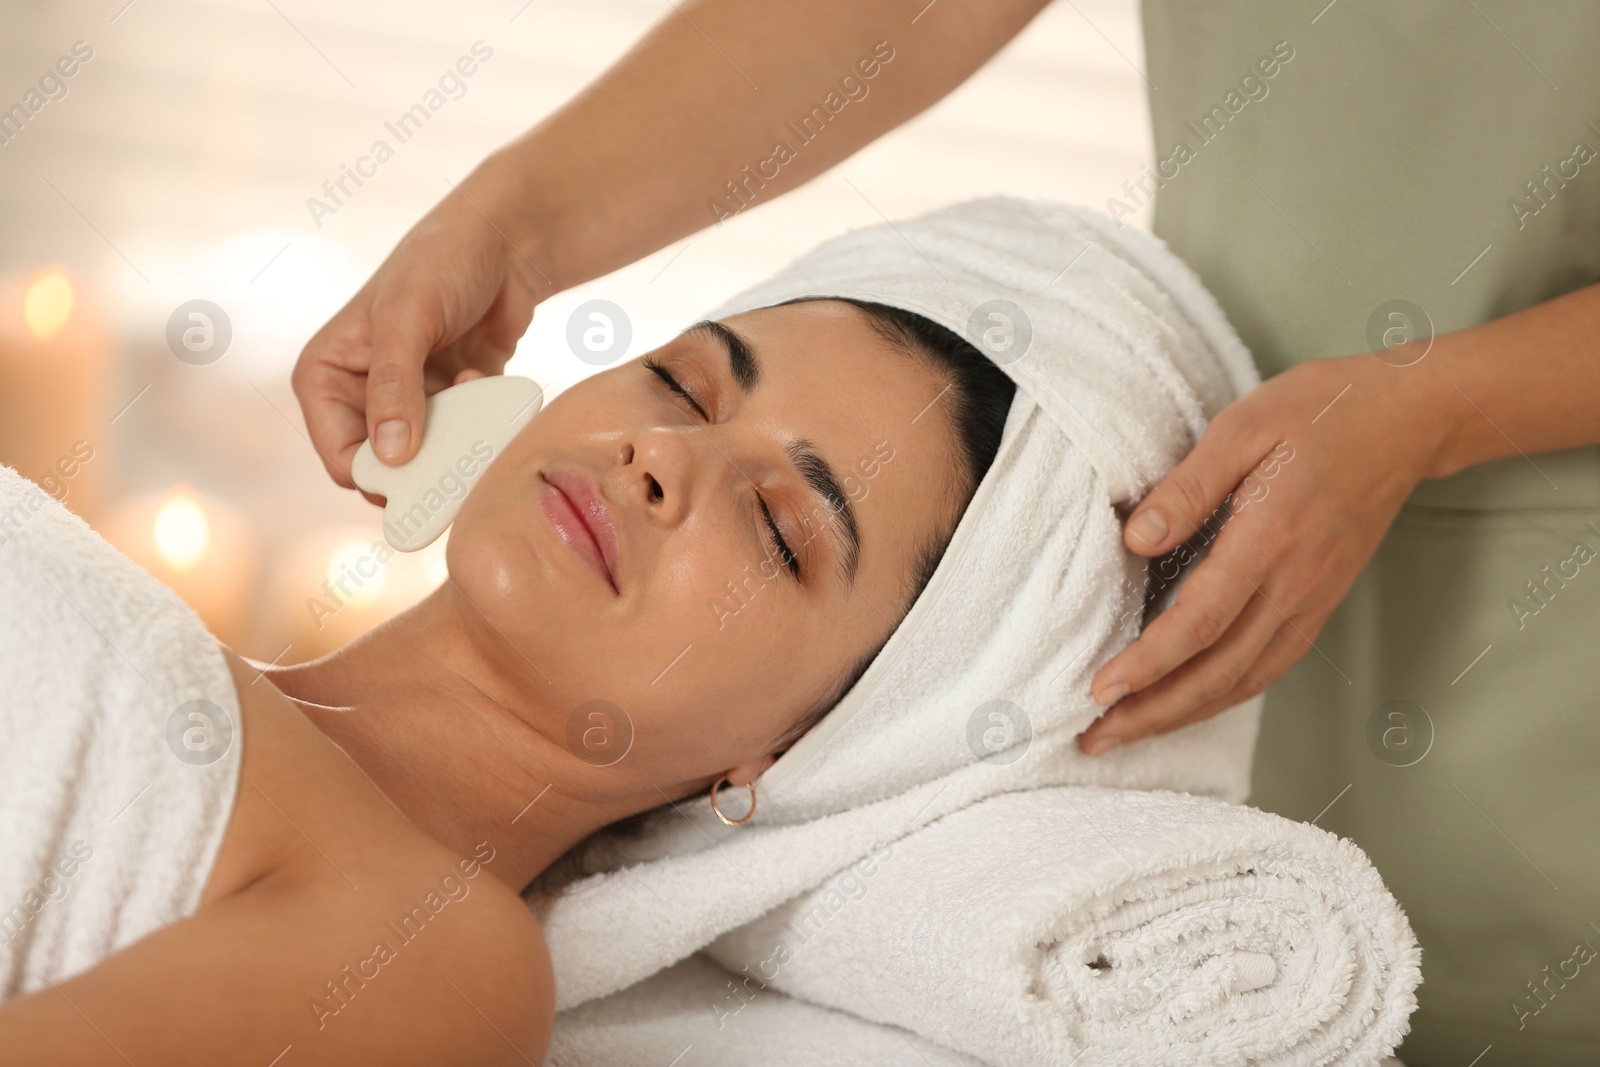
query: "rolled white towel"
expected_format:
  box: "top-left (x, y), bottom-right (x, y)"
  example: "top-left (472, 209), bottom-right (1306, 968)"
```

top-left (546, 954), bottom-right (988, 1067)
top-left (701, 787), bottom-right (1420, 1067)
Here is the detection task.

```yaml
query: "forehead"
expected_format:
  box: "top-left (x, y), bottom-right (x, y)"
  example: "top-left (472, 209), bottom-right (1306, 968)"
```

top-left (717, 301), bottom-right (944, 453)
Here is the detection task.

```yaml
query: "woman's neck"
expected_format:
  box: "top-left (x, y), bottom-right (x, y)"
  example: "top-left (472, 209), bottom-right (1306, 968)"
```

top-left (261, 584), bottom-right (656, 894)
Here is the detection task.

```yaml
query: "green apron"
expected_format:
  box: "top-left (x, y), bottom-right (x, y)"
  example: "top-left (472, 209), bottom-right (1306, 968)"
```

top-left (1139, 4), bottom-right (1600, 1063)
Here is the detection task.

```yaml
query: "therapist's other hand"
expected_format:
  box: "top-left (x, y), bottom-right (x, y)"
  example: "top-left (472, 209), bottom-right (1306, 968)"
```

top-left (1079, 353), bottom-right (1451, 755)
top-left (291, 165), bottom-right (547, 497)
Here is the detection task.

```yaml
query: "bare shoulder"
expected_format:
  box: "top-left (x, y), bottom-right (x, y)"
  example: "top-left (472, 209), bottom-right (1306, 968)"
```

top-left (0, 645), bottom-right (555, 1065)
top-left (212, 643), bottom-right (557, 1061)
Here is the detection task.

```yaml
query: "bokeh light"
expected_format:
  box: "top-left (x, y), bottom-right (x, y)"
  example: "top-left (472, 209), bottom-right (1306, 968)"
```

top-left (153, 487), bottom-right (210, 570)
top-left (326, 535), bottom-right (388, 606)
top-left (23, 268), bottom-right (74, 341)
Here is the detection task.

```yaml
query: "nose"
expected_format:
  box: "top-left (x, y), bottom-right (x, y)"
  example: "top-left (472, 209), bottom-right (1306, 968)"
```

top-left (619, 426), bottom-right (706, 527)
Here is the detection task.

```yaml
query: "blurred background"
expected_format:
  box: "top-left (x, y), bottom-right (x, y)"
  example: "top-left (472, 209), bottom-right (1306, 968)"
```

top-left (0, 0), bottom-right (1149, 664)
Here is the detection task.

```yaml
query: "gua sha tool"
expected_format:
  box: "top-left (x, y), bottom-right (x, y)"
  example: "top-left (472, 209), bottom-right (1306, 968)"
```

top-left (352, 374), bottom-right (543, 552)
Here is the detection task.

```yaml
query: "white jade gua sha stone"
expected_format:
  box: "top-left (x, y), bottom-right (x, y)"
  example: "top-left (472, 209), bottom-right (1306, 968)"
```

top-left (351, 375), bottom-right (543, 551)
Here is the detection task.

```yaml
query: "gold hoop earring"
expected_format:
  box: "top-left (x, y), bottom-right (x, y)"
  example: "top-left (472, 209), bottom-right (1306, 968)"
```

top-left (710, 774), bottom-right (757, 826)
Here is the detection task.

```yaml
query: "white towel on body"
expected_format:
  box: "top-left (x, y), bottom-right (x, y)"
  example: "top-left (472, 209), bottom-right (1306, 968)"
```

top-left (526, 197), bottom-right (1419, 1064)
top-left (0, 465), bottom-right (242, 1000)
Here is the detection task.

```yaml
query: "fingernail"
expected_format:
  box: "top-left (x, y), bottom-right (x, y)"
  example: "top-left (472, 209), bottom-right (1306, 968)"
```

top-left (1095, 682), bottom-right (1131, 706)
top-left (1085, 735), bottom-right (1123, 757)
top-left (374, 419), bottom-right (409, 462)
top-left (1128, 507), bottom-right (1168, 547)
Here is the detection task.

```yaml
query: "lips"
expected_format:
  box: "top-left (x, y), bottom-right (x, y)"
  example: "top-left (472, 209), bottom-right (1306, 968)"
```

top-left (539, 469), bottom-right (621, 592)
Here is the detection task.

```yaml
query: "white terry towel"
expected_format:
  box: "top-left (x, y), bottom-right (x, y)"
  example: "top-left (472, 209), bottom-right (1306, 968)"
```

top-left (528, 197), bottom-right (1419, 1061)
top-left (538, 734), bottom-right (1420, 1065)
top-left (703, 787), bottom-right (1419, 1067)
top-left (546, 786), bottom-right (1420, 1067)
top-left (716, 194), bottom-right (1264, 825)
top-left (0, 465), bottom-right (243, 1000)
top-left (550, 951), bottom-right (1412, 1067)
top-left (547, 953), bottom-right (989, 1067)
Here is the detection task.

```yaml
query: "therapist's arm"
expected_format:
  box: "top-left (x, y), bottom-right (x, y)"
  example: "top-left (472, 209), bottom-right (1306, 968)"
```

top-left (293, 0), bottom-right (1053, 490)
top-left (1080, 281), bottom-right (1600, 754)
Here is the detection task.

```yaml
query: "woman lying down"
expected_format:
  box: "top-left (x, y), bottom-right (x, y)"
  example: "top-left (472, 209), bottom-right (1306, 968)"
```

top-left (0, 197), bottom-right (1419, 1067)
top-left (0, 242), bottom-right (1014, 1060)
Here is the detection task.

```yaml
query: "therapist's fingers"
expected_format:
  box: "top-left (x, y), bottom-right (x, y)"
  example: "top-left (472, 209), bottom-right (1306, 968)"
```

top-left (1081, 589), bottom-right (1284, 750)
top-left (292, 302), bottom-right (377, 491)
top-left (1150, 620), bottom-right (1319, 738)
top-left (1089, 539), bottom-right (1263, 705)
top-left (423, 274), bottom-right (528, 376)
top-left (365, 289), bottom-right (446, 468)
top-left (1123, 410), bottom-right (1275, 557)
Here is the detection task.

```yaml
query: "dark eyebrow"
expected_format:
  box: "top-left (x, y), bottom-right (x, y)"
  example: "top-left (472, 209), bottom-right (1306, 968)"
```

top-left (787, 439), bottom-right (862, 586)
top-left (686, 319), bottom-right (760, 393)
top-left (680, 319), bottom-right (861, 586)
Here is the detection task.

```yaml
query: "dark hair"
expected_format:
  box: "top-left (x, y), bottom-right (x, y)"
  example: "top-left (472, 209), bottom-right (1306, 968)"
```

top-left (763, 296), bottom-right (1016, 753)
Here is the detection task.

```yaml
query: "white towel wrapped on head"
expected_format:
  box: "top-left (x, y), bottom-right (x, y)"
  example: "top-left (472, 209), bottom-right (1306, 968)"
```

top-left (719, 194), bottom-right (1262, 825)
top-left (529, 197), bottom-right (1420, 1065)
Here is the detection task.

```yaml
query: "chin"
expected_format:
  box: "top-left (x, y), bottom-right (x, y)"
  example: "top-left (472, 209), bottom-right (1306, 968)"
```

top-left (448, 492), bottom-right (553, 612)
top-left (448, 502), bottom-right (547, 601)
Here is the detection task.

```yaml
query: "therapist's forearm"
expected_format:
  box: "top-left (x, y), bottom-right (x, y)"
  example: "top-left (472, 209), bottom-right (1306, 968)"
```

top-left (1408, 283), bottom-right (1600, 479)
top-left (472, 0), bottom-right (1050, 298)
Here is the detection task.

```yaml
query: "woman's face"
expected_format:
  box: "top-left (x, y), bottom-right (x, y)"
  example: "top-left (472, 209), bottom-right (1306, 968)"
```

top-left (447, 299), bottom-right (965, 794)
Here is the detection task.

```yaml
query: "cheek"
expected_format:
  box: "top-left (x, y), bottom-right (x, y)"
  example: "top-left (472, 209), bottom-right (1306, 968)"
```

top-left (660, 512), bottom-right (784, 637)
top-left (644, 521), bottom-right (810, 691)
top-left (540, 368), bottom-right (643, 430)
top-left (640, 609), bottom-right (820, 769)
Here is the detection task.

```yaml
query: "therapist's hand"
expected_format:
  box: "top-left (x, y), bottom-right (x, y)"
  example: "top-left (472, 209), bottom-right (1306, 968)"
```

top-left (1079, 351), bottom-right (1452, 755)
top-left (291, 163), bottom-right (549, 498)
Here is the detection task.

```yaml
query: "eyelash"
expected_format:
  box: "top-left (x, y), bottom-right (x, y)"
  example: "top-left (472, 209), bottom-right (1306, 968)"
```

top-left (642, 356), bottom-right (801, 580)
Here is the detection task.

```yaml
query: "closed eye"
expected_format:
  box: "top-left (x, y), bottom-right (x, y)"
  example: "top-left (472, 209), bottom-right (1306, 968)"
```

top-left (642, 355), bottom-right (802, 582)
top-left (642, 356), bottom-right (708, 420)
top-left (758, 497), bottom-right (800, 579)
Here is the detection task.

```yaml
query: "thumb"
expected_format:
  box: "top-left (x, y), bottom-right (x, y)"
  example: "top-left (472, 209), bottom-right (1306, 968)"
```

top-left (1123, 418), bottom-right (1268, 557)
top-left (365, 299), bottom-right (440, 466)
